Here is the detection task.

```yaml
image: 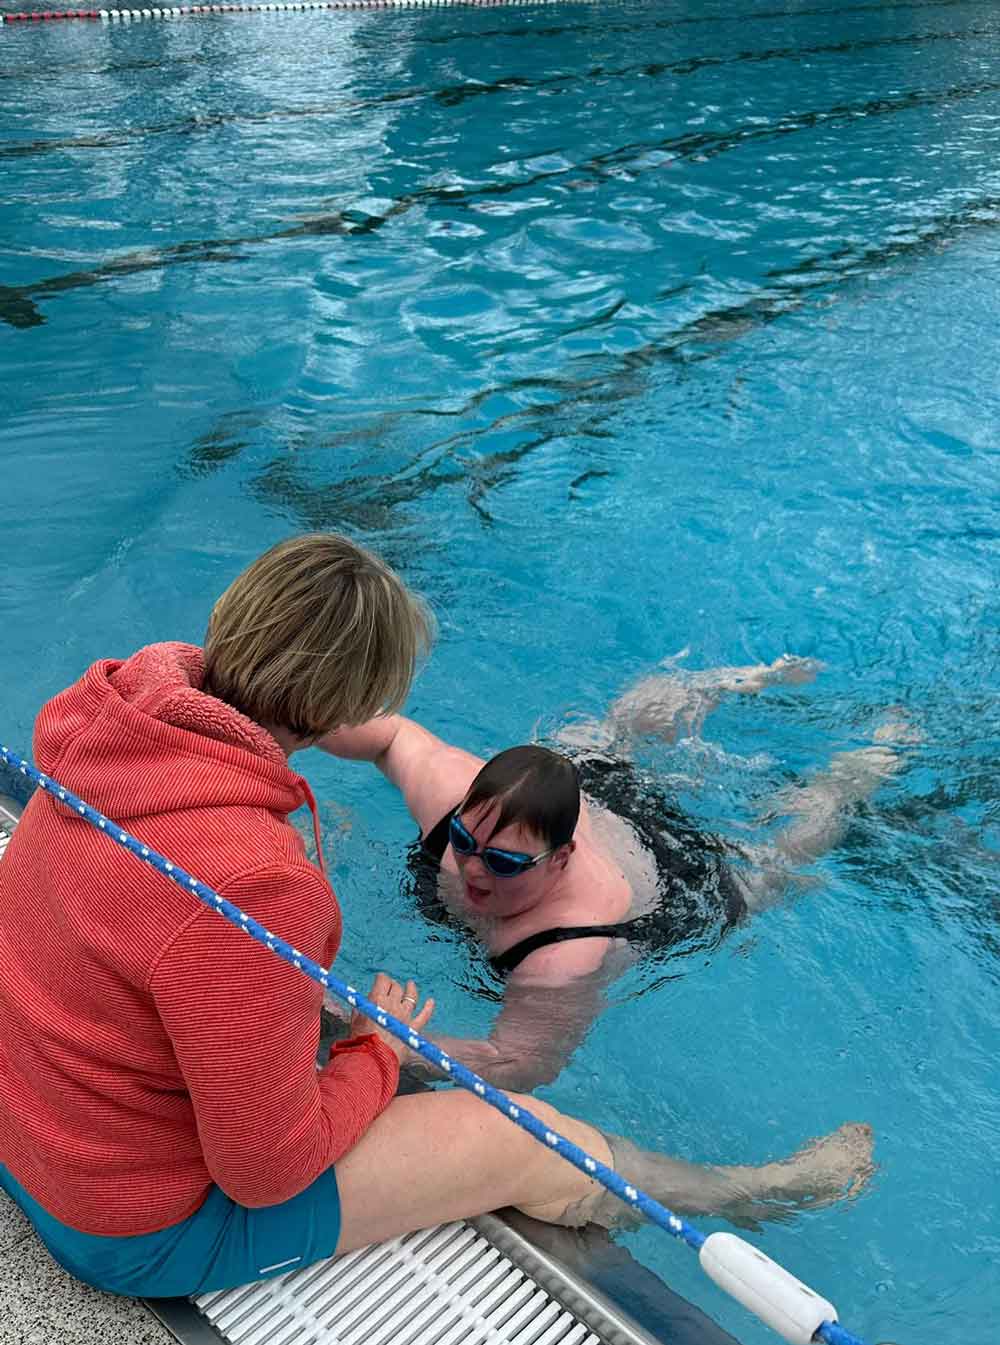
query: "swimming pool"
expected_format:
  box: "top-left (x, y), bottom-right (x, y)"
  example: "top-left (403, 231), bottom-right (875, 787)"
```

top-left (2, 0), bottom-right (998, 1340)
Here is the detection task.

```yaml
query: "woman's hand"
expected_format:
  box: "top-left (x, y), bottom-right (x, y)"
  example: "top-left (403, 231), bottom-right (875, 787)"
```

top-left (350, 973), bottom-right (435, 1063)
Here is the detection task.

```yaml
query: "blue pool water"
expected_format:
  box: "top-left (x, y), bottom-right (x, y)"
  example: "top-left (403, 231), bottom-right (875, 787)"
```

top-left (2, 0), bottom-right (999, 1340)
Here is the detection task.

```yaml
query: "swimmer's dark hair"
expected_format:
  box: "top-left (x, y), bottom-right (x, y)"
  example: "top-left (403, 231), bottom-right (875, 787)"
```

top-left (462, 746), bottom-right (580, 849)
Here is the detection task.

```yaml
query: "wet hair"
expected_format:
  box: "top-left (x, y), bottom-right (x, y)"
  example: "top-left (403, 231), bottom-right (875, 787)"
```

top-left (203, 532), bottom-right (434, 738)
top-left (461, 746), bottom-right (581, 849)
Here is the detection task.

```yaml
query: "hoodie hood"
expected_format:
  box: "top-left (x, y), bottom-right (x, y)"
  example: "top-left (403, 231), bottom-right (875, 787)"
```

top-left (34, 643), bottom-right (310, 826)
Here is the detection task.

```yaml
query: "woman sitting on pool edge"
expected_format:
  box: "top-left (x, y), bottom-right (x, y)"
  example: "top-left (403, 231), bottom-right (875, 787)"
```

top-left (321, 660), bottom-right (910, 1091)
top-left (0, 533), bottom-right (874, 1299)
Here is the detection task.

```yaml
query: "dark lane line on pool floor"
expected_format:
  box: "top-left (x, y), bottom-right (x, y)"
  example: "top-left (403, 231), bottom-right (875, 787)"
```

top-left (2, 16), bottom-right (996, 159)
top-left (419, 0), bottom-right (996, 47)
top-left (0, 208), bottom-right (390, 329)
top-left (4, 71), bottom-right (1000, 330)
top-left (292, 190), bottom-right (1000, 513)
top-left (244, 411), bottom-right (623, 528)
top-left (0, 83), bottom-right (429, 157)
top-left (432, 22), bottom-right (1000, 106)
top-left (170, 185), bottom-right (1000, 533)
top-left (0, 0), bottom-right (990, 81)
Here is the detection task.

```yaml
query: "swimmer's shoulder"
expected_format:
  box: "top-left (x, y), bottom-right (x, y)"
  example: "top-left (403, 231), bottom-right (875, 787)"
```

top-left (507, 933), bottom-right (618, 987)
top-left (575, 812), bottom-right (654, 918)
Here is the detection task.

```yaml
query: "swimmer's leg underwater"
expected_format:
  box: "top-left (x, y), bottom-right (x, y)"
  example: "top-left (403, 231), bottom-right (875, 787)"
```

top-left (558, 657), bottom-right (914, 914)
top-left (738, 719), bottom-right (915, 911)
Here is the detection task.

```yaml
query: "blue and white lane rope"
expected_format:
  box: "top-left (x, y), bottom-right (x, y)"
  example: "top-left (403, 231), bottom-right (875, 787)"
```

top-left (0, 744), bottom-right (867, 1345)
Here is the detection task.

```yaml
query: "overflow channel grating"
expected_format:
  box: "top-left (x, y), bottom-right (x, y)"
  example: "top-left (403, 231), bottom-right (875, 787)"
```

top-left (147, 1212), bottom-right (667, 1345)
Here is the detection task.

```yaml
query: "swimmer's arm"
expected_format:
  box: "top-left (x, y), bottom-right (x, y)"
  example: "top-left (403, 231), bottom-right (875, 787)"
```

top-left (404, 950), bottom-right (608, 1091)
top-left (319, 716), bottom-right (485, 836)
top-left (319, 717), bottom-right (402, 762)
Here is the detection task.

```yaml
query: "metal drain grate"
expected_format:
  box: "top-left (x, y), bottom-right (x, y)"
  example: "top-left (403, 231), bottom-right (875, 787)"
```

top-left (193, 1220), bottom-right (603, 1345)
top-left (148, 1210), bottom-right (679, 1345)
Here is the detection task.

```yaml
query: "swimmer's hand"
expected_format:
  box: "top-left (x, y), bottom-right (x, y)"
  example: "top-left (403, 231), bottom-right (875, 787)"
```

top-left (351, 972), bottom-right (435, 1063)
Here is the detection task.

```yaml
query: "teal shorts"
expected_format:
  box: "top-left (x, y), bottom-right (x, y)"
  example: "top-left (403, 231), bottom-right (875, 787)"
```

top-left (0, 1162), bottom-right (341, 1298)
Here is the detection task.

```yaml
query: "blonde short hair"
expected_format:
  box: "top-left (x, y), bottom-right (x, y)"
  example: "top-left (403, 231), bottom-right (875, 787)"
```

top-left (203, 533), bottom-right (434, 737)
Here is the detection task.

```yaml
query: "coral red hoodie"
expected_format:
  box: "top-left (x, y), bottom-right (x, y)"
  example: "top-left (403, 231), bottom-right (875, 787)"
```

top-left (0, 643), bottom-right (398, 1236)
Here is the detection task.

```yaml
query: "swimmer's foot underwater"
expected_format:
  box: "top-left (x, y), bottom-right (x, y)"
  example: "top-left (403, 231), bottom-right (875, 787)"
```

top-left (537, 1122), bottom-right (875, 1231)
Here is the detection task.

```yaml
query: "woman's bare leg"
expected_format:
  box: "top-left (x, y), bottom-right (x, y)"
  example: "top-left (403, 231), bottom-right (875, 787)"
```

top-left (333, 1090), bottom-right (874, 1252)
top-left (333, 1090), bottom-right (609, 1252)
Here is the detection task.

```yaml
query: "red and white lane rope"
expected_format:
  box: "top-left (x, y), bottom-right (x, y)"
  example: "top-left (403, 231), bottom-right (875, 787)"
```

top-left (2, 0), bottom-right (562, 23)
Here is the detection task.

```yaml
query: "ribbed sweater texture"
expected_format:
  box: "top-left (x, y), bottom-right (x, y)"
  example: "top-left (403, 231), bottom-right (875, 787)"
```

top-left (0, 642), bottom-right (398, 1236)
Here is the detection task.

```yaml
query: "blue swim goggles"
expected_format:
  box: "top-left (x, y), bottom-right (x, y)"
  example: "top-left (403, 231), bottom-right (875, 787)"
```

top-left (448, 812), bottom-right (557, 879)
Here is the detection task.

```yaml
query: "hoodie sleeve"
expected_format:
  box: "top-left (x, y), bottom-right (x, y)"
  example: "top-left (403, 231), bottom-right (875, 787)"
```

top-left (148, 863), bottom-right (400, 1208)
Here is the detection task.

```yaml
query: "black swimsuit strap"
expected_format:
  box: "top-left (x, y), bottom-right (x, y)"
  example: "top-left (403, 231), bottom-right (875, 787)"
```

top-left (489, 922), bottom-right (644, 975)
top-left (420, 809), bottom-right (455, 863)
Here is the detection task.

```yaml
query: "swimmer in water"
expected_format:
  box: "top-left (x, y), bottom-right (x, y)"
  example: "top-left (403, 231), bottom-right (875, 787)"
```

top-left (322, 654), bottom-right (913, 1090)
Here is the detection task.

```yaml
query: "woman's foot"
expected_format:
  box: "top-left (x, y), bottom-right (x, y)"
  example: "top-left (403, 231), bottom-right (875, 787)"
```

top-left (603, 652), bottom-right (822, 746)
top-left (823, 711), bottom-right (921, 801)
top-left (700, 1122), bottom-right (876, 1230)
top-left (748, 1121), bottom-right (876, 1209)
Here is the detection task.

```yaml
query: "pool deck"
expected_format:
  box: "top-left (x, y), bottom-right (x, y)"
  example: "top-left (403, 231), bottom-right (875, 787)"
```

top-left (0, 1189), bottom-right (174, 1345)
